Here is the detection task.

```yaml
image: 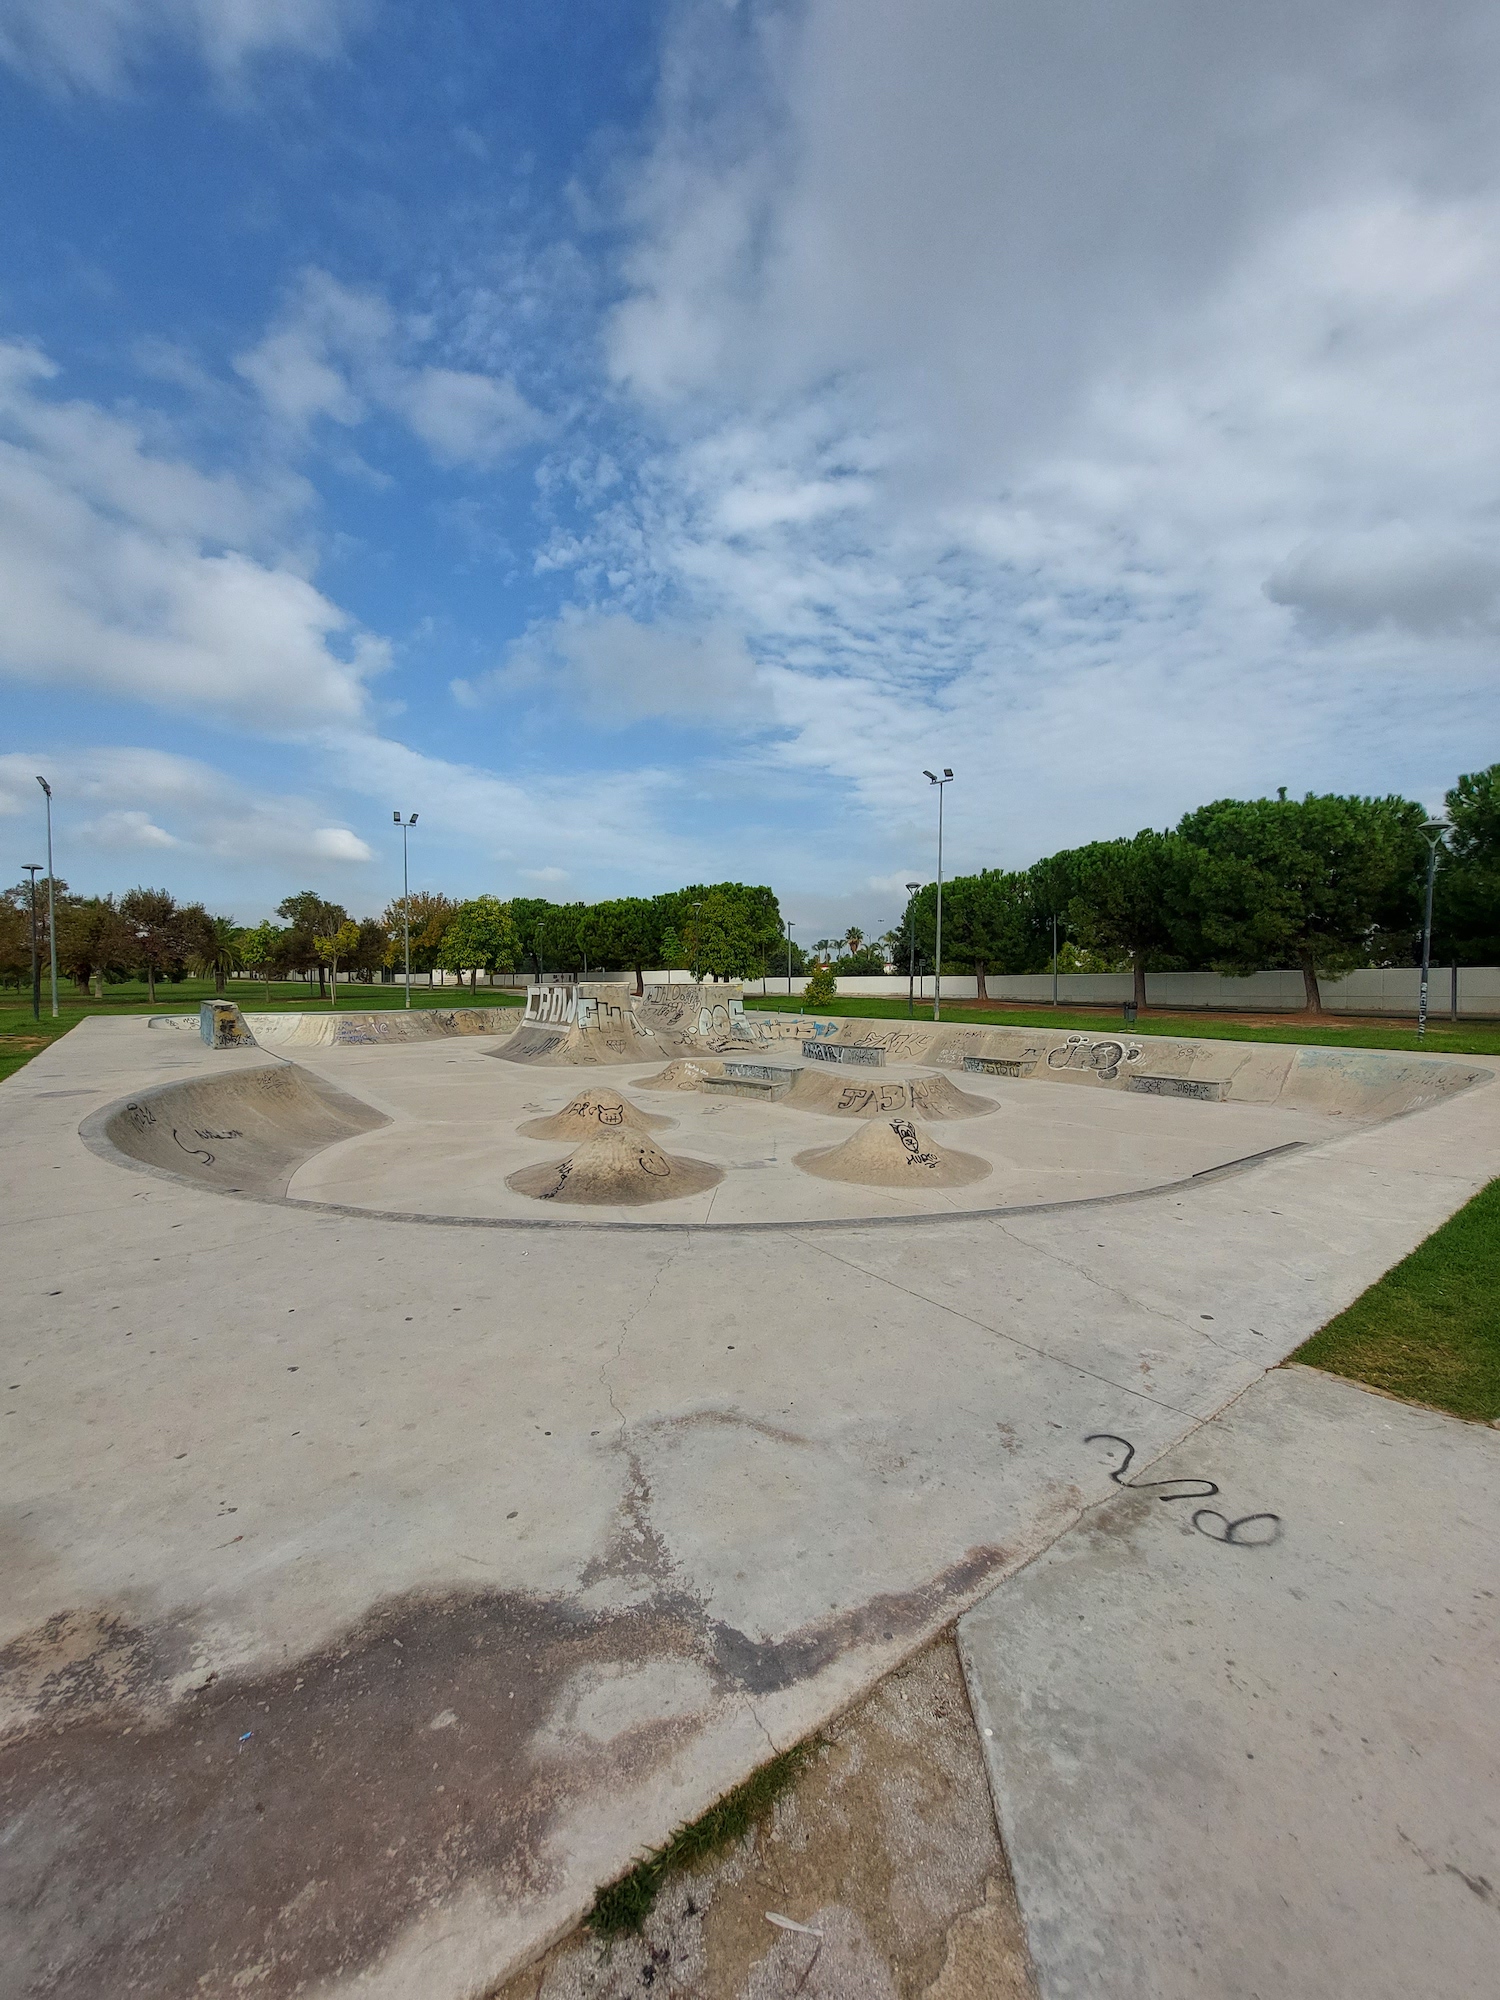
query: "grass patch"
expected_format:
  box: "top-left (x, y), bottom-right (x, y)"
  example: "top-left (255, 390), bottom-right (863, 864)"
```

top-left (587, 1743), bottom-right (812, 1937)
top-left (1292, 1178), bottom-right (1500, 1422)
top-left (742, 992), bottom-right (1500, 1059)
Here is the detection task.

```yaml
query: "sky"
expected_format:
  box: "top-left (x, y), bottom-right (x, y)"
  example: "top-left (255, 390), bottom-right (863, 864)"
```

top-left (2, 0), bottom-right (1498, 937)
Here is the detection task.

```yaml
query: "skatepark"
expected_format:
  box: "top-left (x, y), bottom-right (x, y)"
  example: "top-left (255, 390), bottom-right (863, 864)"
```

top-left (3, 988), bottom-right (1498, 1998)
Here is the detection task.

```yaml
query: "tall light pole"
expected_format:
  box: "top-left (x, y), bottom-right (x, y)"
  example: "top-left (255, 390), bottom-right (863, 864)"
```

top-left (35, 777), bottom-right (58, 1018)
top-left (784, 917), bottom-right (795, 997)
top-left (1417, 818), bottom-right (1450, 1041)
top-left (905, 882), bottom-right (921, 1016)
top-left (393, 812), bottom-right (418, 1008)
top-left (1052, 913), bottom-right (1060, 1008)
top-left (23, 863), bottom-right (41, 1023)
top-left (922, 770), bottom-right (952, 1021)
top-left (692, 900), bottom-right (703, 982)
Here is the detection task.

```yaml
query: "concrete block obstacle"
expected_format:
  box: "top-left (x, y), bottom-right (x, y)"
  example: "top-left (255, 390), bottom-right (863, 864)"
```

top-left (199, 999), bottom-right (256, 1048)
top-left (958, 1368), bottom-right (1500, 2000)
top-left (802, 1037), bottom-right (886, 1065)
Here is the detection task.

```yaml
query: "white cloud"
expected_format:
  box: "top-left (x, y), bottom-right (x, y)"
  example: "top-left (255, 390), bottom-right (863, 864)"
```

top-left (235, 270), bottom-right (546, 470)
top-left (0, 0), bottom-right (359, 93)
top-left (0, 749), bottom-right (374, 885)
top-left (457, 607), bottom-right (767, 728)
top-left (0, 341), bottom-right (387, 733)
top-left (547, 0), bottom-right (1500, 865)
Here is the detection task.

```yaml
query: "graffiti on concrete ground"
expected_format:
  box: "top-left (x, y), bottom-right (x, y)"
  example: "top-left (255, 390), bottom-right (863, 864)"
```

top-left (1047, 1036), bottom-right (1143, 1083)
top-left (890, 1118), bottom-right (942, 1169)
top-left (1086, 1433), bottom-right (1281, 1546)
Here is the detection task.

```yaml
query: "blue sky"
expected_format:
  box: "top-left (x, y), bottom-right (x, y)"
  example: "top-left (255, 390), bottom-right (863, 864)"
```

top-left (3, 1), bottom-right (1499, 936)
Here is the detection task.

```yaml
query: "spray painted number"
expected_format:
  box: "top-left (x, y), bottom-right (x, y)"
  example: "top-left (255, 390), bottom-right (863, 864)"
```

top-left (1085, 1433), bottom-right (1281, 1546)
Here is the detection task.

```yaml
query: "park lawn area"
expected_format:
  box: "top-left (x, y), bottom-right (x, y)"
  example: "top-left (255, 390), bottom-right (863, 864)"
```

top-left (742, 991), bottom-right (1500, 1060)
top-left (1293, 1178), bottom-right (1500, 1422)
top-left (0, 981), bottom-right (525, 1085)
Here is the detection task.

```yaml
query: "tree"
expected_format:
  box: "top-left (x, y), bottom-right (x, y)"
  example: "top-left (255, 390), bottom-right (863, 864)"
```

top-left (438, 896), bottom-right (519, 990)
top-left (664, 882), bottom-right (784, 979)
top-left (582, 897), bottom-right (662, 994)
top-left (507, 898), bottom-right (553, 979)
top-left (909, 869), bottom-right (1037, 1000)
top-left (55, 895), bottom-right (131, 995)
top-left (187, 914), bottom-right (243, 996)
top-left (1176, 793), bottom-right (1426, 1010)
top-left (378, 892), bottom-right (458, 979)
top-left (120, 887), bottom-right (186, 1004)
top-left (1064, 832), bottom-right (1185, 1012)
top-left (314, 919), bottom-right (361, 1005)
top-left (237, 921), bottom-right (281, 998)
top-left (1436, 764), bottom-right (1500, 964)
top-left (278, 892), bottom-right (350, 997)
top-left (804, 962), bottom-right (838, 1006)
top-left (352, 918), bottom-right (390, 980)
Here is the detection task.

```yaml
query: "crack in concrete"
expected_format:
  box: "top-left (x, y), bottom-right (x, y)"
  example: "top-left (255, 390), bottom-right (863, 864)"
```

top-left (791, 1231), bottom-right (1199, 1420)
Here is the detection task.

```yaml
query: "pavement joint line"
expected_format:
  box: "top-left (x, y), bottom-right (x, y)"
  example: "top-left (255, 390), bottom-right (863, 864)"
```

top-left (786, 1230), bottom-right (1203, 1422)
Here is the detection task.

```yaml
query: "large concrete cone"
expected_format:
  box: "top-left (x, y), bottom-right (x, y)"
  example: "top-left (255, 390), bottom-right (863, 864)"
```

top-left (507, 1126), bottom-right (723, 1206)
top-left (517, 1087), bottom-right (672, 1141)
top-left (795, 1117), bottom-right (991, 1188)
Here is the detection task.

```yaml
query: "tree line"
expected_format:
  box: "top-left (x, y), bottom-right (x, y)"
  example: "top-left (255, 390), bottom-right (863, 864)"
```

top-left (3, 768), bottom-right (1495, 1010)
top-left (894, 766), bottom-right (1500, 1011)
top-left (0, 880), bottom-right (790, 998)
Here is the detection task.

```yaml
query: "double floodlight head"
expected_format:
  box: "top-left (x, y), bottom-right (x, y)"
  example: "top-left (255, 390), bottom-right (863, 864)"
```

top-left (922, 768), bottom-right (954, 783)
top-left (393, 810), bottom-right (418, 826)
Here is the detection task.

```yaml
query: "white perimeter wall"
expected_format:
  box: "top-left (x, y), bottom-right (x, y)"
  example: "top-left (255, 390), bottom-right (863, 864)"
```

top-left (239, 966), bottom-right (1500, 1016)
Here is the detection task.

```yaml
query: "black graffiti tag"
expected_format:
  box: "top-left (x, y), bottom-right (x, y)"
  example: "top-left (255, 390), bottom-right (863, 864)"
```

top-left (1085, 1432), bottom-right (1281, 1546)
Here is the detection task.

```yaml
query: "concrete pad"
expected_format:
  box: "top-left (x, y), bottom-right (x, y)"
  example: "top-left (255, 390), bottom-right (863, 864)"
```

top-left (3, 1018), bottom-right (1500, 1998)
top-left (959, 1367), bottom-right (1500, 2000)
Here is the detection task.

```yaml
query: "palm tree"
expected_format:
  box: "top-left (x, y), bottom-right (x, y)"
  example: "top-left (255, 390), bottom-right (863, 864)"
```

top-left (189, 915), bottom-right (242, 997)
top-left (844, 925), bottom-right (865, 958)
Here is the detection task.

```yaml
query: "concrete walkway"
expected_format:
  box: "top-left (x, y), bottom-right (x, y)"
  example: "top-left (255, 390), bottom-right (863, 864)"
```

top-left (960, 1366), bottom-right (1500, 2000)
top-left (3, 1019), bottom-right (1499, 1998)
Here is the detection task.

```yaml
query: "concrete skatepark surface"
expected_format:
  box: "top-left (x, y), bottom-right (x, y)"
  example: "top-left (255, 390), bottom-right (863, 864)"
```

top-left (959, 1366), bottom-right (1500, 2000)
top-left (3, 1010), bottom-right (1499, 1998)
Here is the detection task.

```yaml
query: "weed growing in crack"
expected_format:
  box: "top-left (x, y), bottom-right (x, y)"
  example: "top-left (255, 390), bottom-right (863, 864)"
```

top-left (586, 1743), bottom-right (813, 1936)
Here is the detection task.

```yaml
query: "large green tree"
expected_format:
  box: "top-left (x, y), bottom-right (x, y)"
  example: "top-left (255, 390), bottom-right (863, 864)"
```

top-left (1436, 764), bottom-right (1500, 964)
top-left (911, 868), bottom-right (1037, 1001)
top-left (582, 897), bottom-right (663, 994)
top-left (120, 886), bottom-right (189, 1003)
top-left (1176, 793), bottom-right (1426, 1010)
top-left (1063, 831), bottom-right (1185, 1012)
top-left (278, 892), bottom-right (350, 997)
top-left (658, 882), bottom-right (784, 980)
top-left (438, 896), bottom-right (520, 990)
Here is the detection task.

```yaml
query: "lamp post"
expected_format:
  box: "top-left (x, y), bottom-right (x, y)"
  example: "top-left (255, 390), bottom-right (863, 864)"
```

top-left (1052, 913), bottom-right (1060, 1008)
top-left (35, 777), bottom-right (58, 1018)
top-left (905, 882), bottom-right (921, 1015)
top-left (1417, 819), bottom-right (1450, 1041)
top-left (23, 863), bottom-right (41, 1023)
top-left (692, 901), bottom-right (703, 983)
top-left (392, 812), bottom-right (418, 1008)
top-left (922, 770), bottom-right (953, 1021)
top-left (784, 917), bottom-right (795, 997)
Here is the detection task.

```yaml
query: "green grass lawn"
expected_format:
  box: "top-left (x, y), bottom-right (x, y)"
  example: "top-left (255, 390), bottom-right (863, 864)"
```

top-left (742, 991), bottom-right (1500, 1059)
top-left (0, 979), bottom-right (525, 1085)
top-left (1293, 1179), bottom-right (1500, 1422)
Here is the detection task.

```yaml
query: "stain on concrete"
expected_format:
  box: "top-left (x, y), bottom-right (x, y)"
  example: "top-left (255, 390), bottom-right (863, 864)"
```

top-left (0, 1550), bottom-right (1014, 1999)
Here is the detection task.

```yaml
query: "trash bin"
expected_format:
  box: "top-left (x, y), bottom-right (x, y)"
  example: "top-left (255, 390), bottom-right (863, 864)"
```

top-left (1122, 1002), bottom-right (1138, 1026)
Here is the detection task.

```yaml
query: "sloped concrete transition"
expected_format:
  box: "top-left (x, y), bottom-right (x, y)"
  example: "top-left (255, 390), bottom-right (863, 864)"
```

top-left (3, 1006), bottom-right (1497, 2000)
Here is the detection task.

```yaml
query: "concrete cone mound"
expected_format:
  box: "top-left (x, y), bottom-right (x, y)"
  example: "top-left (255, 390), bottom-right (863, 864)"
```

top-left (795, 1117), bottom-right (991, 1188)
top-left (507, 1125), bottom-right (723, 1206)
top-left (783, 1071), bottom-right (995, 1119)
top-left (517, 1087), bottom-right (671, 1141)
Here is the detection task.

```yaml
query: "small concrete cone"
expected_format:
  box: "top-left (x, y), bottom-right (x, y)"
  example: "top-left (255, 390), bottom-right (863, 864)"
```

top-left (507, 1125), bottom-right (723, 1206)
top-left (517, 1087), bottom-right (671, 1141)
top-left (795, 1117), bottom-right (991, 1188)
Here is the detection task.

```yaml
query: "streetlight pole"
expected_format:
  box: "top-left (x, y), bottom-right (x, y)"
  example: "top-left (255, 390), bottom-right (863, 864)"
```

top-left (905, 881), bottom-right (921, 1016)
top-left (23, 863), bottom-right (41, 1023)
top-left (922, 770), bottom-right (952, 1021)
top-left (692, 901), bottom-right (703, 983)
top-left (393, 812), bottom-right (418, 1008)
top-left (785, 917), bottom-right (795, 997)
top-left (35, 777), bottom-right (58, 1018)
top-left (1417, 819), bottom-right (1450, 1041)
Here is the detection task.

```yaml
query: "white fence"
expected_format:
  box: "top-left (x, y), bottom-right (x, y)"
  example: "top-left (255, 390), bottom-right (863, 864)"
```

top-left (741, 967), bottom-right (1500, 1018)
top-left (236, 964), bottom-right (1500, 1016)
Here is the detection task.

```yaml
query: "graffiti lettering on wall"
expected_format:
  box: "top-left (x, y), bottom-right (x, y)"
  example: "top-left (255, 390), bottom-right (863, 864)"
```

top-left (1047, 1036), bottom-right (1142, 1083)
top-left (964, 1053), bottom-right (1039, 1078)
